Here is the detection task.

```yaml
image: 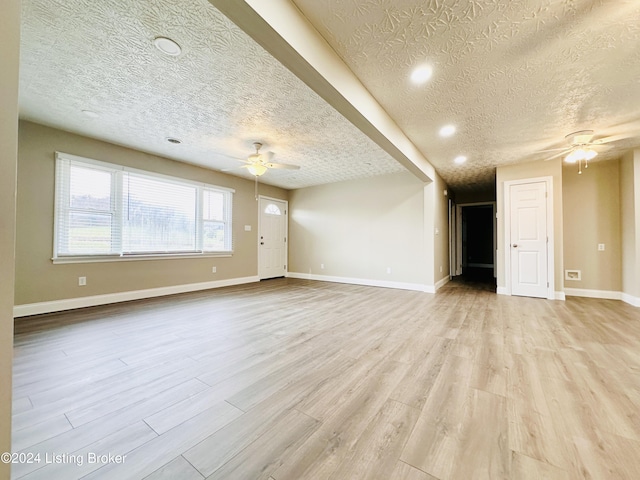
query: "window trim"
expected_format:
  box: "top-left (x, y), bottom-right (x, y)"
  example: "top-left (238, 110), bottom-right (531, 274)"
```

top-left (53, 152), bottom-right (235, 263)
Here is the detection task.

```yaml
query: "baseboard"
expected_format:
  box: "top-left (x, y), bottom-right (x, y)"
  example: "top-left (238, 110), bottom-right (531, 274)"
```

top-left (564, 288), bottom-right (622, 300)
top-left (435, 276), bottom-right (450, 291)
top-left (621, 292), bottom-right (640, 307)
top-left (496, 286), bottom-right (509, 295)
top-left (13, 276), bottom-right (260, 318)
top-left (554, 291), bottom-right (566, 301)
top-left (562, 289), bottom-right (640, 307)
top-left (286, 272), bottom-right (431, 293)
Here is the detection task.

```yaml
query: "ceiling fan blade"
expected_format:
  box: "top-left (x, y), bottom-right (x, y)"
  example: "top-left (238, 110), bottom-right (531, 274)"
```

top-left (537, 147), bottom-right (571, 153)
top-left (543, 150), bottom-right (570, 161)
top-left (222, 164), bottom-right (256, 172)
top-left (265, 162), bottom-right (300, 170)
top-left (592, 133), bottom-right (635, 144)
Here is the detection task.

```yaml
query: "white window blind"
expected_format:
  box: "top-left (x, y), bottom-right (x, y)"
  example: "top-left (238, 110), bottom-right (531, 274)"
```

top-left (123, 173), bottom-right (197, 253)
top-left (54, 152), bottom-right (234, 259)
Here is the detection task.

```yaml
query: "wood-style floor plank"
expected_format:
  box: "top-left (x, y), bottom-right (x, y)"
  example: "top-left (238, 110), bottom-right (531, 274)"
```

top-left (11, 278), bottom-right (640, 480)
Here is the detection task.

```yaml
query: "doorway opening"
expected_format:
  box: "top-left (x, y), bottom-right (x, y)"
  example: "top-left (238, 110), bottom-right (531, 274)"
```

top-left (455, 203), bottom-right (496, 289)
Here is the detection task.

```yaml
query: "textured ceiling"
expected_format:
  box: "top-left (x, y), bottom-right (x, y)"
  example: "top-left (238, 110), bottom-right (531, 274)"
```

top-left (19, 0), bottom-right (406, 189)
top-left (20, 0), bottom-right (640, 193)
top-left (292, 0), bottom-right (640, 191)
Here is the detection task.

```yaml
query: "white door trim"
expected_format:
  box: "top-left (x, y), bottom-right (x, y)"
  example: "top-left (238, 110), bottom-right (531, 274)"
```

top-left (503, 177), bottom-right (555, 300)
top-left (258, 195), bottom-right (288, 279)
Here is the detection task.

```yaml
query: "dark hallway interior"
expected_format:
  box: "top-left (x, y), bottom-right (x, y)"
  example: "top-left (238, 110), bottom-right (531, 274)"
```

top-left (460, 204), bottom-right (495, 289)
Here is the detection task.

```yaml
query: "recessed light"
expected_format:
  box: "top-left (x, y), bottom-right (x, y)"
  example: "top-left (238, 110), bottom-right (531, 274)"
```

top-left (454, 155), bottom-right (467, 165)
top-left (166, 137), bottom-right (182, 144)
top-left (153, 37), bottom-right (182, 56)
top-left (81, 109), bottom-right (99, 118)
top-left (439, 124), bottom-right (456, 137)
top-left (410, 65), bottom-right (433, 84)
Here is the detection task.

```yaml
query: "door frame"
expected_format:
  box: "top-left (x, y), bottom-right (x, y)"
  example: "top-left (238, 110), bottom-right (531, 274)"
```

top-left (258, 195), bottom-right (289, 279)
top-left (503, 176), bottom-right (555, 299)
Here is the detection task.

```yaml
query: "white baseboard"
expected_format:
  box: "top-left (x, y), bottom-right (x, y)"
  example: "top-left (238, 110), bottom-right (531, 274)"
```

top-left (621, 292), bottom-right (640, 307)
top-left (554, 291), bottom-right (566, 301)
top-left (286, 272), bottom-right (431, 293)
top-left (564, 288), bottom-right (621, 300)
top-left (562, 288), bottom-right (640, 307)
top-left (13, 276), bottom-right (260, 318)
top-left (496, 286), bottom-right (508, 295)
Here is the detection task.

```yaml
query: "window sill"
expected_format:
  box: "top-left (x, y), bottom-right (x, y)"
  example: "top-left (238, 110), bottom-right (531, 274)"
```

top-left (52, 252), bottom-right (233, 264)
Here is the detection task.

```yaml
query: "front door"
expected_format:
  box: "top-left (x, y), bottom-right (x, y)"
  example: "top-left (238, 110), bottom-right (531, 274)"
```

top-left (509, 181), bottom-right (548, 298)
top-left (258, 197), bottom-right (287, 280)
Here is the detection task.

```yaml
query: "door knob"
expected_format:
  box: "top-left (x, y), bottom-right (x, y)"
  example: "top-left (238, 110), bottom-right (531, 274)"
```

top-left (512, 244), bottom-right (518, 248)
top-left (260, 242), bottom-right (264, 245)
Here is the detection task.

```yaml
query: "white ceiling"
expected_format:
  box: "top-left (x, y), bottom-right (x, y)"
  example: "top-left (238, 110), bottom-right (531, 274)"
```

top-left (19, 0), bottom-right (640, 193)
top-left (19, 0), bottom-right (405, 190)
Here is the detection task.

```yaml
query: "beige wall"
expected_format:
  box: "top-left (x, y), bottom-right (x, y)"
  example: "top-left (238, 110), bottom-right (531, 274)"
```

top-left (1, 0), bottom-right (20, 475)
top-left (562, 160), bottom-right (622, 292)
top-left (620, 150), bottom-right (640, 299)
top-left (432, 173), bottom-right (450, 284)
top-left (289, 172), bottom-right (429, 287)
top-left (496, 158), bottom-right (564, 292)
top-left (15, 121), bottom-right (287, 306)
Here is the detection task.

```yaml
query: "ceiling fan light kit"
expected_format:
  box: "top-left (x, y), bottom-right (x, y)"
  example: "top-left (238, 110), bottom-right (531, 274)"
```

top-left (565, 147), bottom-right (597, 164)
top-left (247, 163), bottom-right (267, 176)
top-left (226, 141), bottom-right (302, 199)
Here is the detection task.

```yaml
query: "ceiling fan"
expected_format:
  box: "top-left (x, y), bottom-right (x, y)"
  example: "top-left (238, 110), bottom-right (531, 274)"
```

top-left (232, 142), bottom-right (300, 177)
top-left (540, 130), bottom-right (624, 174)
top-left (223, 142), bottom-right (300, 199)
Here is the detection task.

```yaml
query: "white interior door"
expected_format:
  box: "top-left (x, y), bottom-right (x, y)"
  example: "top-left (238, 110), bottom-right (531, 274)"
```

top-left (509, 182), bottom-right (548, 298)
top-left (259, 197), bottom-right (287, 280)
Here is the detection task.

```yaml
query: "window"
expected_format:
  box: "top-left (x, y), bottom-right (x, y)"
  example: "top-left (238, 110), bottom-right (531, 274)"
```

top-left (264, 203), bottom-right (282, 215)
top-left (54, 152), bottom-right (233, 260)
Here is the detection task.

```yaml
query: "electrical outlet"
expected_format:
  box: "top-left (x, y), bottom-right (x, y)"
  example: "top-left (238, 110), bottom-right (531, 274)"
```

top-left (320, 263), bottom-right (324, 270)
top-left (598, 243), bottom-right (605, 251)
top-left (78, 276), bottom-right (86, 286)
top-left (386, 267), bottom-right (392, 274)
top-left (440, 265), bottom-right (443, 273)
top-left (244, 225), bottom-right (251, 231)
top-left (212, 266), bottom-right (217, 273)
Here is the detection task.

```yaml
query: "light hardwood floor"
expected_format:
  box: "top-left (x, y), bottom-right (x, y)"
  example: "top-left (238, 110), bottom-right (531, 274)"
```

top-left (11, 278), bottom-right (640, 479)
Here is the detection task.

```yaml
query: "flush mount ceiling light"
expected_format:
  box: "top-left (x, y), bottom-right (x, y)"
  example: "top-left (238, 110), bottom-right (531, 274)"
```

top-left (153, 36), bottom-right (182, 56)
top-left (166, 137), bottom-right (182, 144)
top-left (81, 109), bottom-right (99, 118)
top-left (439, 124), bottom-right (456, 137)
top-left (410, 65), bottom-right (433, 84)
top-left (454, 155), bottom-right (467, 165)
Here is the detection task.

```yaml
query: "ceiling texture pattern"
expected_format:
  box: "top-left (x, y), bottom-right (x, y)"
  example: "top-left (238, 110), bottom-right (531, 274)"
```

top-left (19, 0), bottom-right (405, 189)
top-left (292, 0), bottom-right (640, 190)
top-left (19, 0), bottom-right (640, 192)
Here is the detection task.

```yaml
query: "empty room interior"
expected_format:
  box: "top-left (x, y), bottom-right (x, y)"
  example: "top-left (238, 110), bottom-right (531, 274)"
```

top-left (2, 1), bottom-right (640, 479)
